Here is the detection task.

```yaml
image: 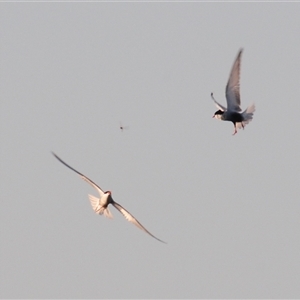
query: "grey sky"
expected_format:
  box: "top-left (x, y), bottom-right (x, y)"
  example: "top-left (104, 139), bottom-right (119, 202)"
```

top-left (1, 3), bottom-right (300, 299)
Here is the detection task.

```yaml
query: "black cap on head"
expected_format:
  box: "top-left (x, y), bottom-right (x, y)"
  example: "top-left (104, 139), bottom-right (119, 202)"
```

top-left (214, 110), bottom-right (224, 116)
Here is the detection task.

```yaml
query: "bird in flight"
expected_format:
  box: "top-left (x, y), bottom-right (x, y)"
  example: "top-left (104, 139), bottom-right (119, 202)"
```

top-left (52, 152), bottom-right (166, 243)
top-left (211, 49), bottom-right (255, 135)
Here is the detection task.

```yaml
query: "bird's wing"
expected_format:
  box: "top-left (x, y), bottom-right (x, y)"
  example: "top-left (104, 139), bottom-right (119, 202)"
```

top-left (225, 49), bottom-right (243, 112)
top-left (211, 93), bottom-right (226, 111)
top-left (52, 152), bottom-right (104, 196)
top-left (112, 201), bottom-right (166, 243)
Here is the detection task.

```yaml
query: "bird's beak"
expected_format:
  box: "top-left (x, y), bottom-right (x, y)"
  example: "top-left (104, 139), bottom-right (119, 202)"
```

top-left (212, 115), bottom-right (215, 118)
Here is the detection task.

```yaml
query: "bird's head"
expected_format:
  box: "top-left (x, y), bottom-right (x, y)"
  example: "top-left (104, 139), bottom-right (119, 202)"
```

top-left (213, 110), bottom-right (224, 120)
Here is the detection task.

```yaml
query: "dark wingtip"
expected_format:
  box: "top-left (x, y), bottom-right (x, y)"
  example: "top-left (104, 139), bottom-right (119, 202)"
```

top-left (51, 151), bottom-right (59, 159)
top-left (155, 237), bottom-right (167, 244)
top-left (210, 93), bottom-right (216, 101)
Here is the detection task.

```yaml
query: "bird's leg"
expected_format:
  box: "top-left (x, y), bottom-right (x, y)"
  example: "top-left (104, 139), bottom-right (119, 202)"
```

top-left (232, 124), bottom-right (237, 135)
top-left (241, 122), bottom-right (245, 130)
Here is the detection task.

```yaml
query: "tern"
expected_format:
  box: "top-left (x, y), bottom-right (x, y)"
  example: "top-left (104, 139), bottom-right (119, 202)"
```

top-left (211, 49), bottom-right (255, 135)
top-left (52, 152), bottom-right (166, 243)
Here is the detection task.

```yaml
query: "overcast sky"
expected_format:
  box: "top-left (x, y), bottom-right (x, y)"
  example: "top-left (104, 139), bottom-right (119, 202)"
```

top-left (1, 2), bottom-right (300, 299)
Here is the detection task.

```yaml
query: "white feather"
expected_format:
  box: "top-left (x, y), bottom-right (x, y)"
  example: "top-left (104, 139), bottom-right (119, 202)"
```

top-left (88, 194), bottom-right (100, 211)
top-left (88, 194), bottom-right (113, 218)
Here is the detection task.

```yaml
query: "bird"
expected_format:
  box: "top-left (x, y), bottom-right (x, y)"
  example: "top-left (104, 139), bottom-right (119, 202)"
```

top-left (211, 49), bottom-right (255, 135)
top-left (52, 152), bottom-right (166, 243)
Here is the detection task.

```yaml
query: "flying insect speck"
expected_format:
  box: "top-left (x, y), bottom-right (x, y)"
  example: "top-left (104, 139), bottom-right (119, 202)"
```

top-left (52, 152), bottom-right (166, 243)
top-left (119, 122), bottom-right (129, 132)
top-left (211, 49), bottom-right (255, 135)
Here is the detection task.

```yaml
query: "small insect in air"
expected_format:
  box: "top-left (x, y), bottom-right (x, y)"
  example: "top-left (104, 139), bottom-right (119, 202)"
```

top-left (119, 122), bottom-right (129, 132)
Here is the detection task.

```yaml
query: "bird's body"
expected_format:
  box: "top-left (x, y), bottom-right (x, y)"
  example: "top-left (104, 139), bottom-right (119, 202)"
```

top-left (211, 49), bottom-right (255, 135)
top-left (218, 110), bottom-right (244, 123)
top-left (89, 192), bottom-right (113, 218)
top-left (52, 152), bottom-right (165, 243)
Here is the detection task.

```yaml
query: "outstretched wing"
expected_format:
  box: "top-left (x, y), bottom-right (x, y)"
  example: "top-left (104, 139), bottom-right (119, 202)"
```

top-left (225, 49), bottom-right (243, 112)
top-left (112, 201), bottom-right (166, 243)
top-left (52, 152), bottom-right (104, 196)
top-left (211, 92), bottom-right (226, 111)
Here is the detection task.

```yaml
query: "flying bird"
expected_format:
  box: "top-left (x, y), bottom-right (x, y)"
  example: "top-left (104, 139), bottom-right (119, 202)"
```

top-left (52, 152), bottom-right (166, 243)
top-left (211, 49), bottom-right (255, 135)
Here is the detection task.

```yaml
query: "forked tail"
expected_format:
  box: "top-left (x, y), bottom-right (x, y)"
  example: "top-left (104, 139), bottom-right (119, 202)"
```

top-left (236, 103), bottom-right (255, 129)
top-left (88, 194), bottom-right (113, 218)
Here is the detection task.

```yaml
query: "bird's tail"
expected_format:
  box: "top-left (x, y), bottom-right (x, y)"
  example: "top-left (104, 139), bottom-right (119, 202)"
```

top-left (236, 103), bottom-right (255, 129)
top-left (88, 194), bottom-right (113, 218)
top-left (103, 208), bottom-right (113, 219)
